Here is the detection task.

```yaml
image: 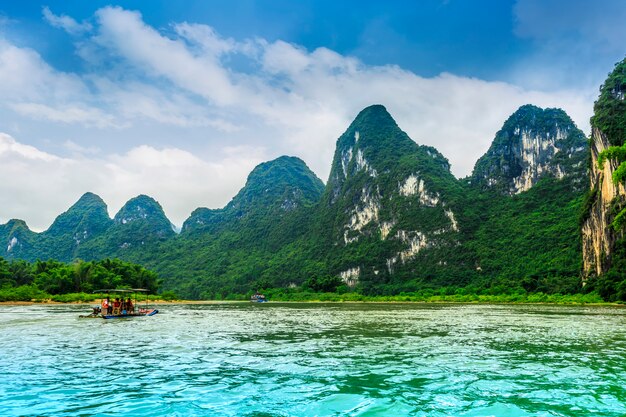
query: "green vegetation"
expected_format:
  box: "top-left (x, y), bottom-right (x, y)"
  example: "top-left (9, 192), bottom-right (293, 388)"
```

top-left (259, 288), bottom-right (604, 304)
top-left (0, 257), bottom-right (160, 302)
top-left (466, 177), bottom-right (584, 293)
top-left (591, 58), bottom-right (626, 146)
top-left (0, 104), bottom-right (606, 303)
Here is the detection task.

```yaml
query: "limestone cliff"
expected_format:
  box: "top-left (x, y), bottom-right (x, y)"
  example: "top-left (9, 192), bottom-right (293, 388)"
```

top-left (471, 105), bottom-right (587, 194)
top-left (317, 104), bottom-right (465, 287)
top-left (582, 128), bottom-right (625, 277)
top-left (581, 58), bottom-right (626, 278)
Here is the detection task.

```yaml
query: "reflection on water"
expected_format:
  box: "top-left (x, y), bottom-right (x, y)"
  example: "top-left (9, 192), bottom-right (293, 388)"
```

top-left (1, 303), bottom-right (626, 416)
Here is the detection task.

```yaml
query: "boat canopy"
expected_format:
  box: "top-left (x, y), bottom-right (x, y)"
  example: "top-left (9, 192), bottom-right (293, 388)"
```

top-left (93, 288), bottom-right (150, 293)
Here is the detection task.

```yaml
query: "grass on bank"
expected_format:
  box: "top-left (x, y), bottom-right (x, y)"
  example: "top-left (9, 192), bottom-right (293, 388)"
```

top-left (0, 286), bottom-right (179, 303)
top-left (0, 285), bottom-right (611, 305)
top-left (237, 289), bottom-right (607, 304)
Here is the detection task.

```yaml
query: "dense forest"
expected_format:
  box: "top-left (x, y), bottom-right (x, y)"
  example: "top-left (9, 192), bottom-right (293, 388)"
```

top-left (0, 257), bottom-right (161, 302)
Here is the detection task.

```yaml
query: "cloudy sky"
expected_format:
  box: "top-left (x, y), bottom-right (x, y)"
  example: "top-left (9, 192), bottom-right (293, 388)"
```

top-left (0, 0), bottom-right (624, 231)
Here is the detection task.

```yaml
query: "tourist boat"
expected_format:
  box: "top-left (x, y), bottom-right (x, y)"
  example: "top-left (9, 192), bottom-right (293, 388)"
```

top-left (80, 289), bottom-right (159, 319)
top-left (250, 292), bottom-right (268, 303)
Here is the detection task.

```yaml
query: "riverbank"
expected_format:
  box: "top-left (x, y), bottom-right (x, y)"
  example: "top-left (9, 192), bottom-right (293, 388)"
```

top-left (1, 297), bottom-right (621, 307)
top-left (0, 300), bottom-right (204, 306)
top-left (0, 286), bottom-right (617, 306)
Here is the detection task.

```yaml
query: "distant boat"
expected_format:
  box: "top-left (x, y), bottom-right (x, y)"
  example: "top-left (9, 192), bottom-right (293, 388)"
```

top-left (250, 292), bottom-right (268, 303)
top-left (80, 288), bottom-right (159, 319)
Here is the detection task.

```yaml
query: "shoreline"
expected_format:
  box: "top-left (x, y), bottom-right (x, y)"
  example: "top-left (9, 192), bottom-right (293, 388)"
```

top-left (0, 299), bottom-right (623, 307)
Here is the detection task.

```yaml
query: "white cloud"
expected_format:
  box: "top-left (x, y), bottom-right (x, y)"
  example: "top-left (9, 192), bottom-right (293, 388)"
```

top-left (42, 6), bottom-right (92, 35)
top-left (0, 133), bottom-right (263, 231)
top-left (0, 133), bottom-right (59, 162)
top-left (94, 7), bottom-right (239, 106)
top-left (0, 39), bottom-right (87, 101)
top-left (11, 102), bottom-right (120, 128)
top-left (63, 140), bottom-right (100, 156)
top-left (174, 22), bottom-right (237, 56)
top-left (0, 6), bottom-right (602, 231)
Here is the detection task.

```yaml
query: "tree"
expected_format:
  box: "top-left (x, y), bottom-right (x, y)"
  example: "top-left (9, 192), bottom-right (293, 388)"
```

top-left (0, 257), bottom-right (12, 288)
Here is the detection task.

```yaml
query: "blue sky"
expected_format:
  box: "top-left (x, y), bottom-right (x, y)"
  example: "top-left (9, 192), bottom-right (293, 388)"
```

top-left (2, 0), bottom-right (520, 80)
top-left (0, 0), bottom-right (624, 230)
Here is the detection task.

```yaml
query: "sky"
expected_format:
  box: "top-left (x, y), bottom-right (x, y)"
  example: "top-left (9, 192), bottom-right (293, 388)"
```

top-left (0, 0), bottom-right (624, 231)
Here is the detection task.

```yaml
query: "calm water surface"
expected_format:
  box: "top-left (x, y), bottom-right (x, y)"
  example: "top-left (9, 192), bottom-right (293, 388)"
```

top-left (1, 303), bottom-right (626, 416)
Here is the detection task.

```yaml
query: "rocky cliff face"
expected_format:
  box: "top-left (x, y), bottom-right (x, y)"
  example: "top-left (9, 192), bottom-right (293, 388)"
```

top-left (318, 104), bottom-right (464, 286)
top-left (471, 105), bottom-right (587, 194)
top-left (581, 58), bottom-right (626, 279)
top-left (582, 128), bottom-right (625, 277)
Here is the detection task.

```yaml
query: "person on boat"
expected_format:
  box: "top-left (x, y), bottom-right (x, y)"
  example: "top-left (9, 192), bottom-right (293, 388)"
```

top-left (102, 297), bottom-right (109, 315)
top-left (113, 298), bottom-right (121, 315)
top-left (126, 298), bottom-right (134, 313)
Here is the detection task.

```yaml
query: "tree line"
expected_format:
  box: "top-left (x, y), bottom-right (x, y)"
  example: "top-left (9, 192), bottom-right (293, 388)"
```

top-left (0, 257), bottom-right (160, 301)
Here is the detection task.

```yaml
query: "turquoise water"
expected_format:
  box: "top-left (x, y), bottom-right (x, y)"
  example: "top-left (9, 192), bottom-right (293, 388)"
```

top-left (1, 303), bottom-right (626, 416)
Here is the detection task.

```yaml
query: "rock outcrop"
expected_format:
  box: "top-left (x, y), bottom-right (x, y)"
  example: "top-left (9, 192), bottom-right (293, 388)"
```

top-left (582, 128), bottom-right (625, 277)
top-left (318, 104), bottom-right (464, 285)
top-left (471, 105), bottom-right (587, 194)
top-left (581, 58), bottom-right (626, 279)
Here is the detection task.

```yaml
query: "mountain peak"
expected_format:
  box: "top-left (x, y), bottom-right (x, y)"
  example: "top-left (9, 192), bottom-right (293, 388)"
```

top-left (328, 104), bottom-right (427, 190)
top-left (345, 105), bottom-right (404, 145)
top-left (111, 195), bottom-right (175, 242)
top-left (591, 58), bottom-right (626, 146)
top-left (5, 219), bottom-right (30, 230)
top-left (182, 156), bottom-right (324, 234)
top-left (114, 195), bottom-right (169, 224)
top-left (75, 192), bottom-right (106, 206)
top-left (1, 219), bottom-right (35, 257)
top-left (227, 156), bottom-right (324, 214)
top-left (43, 191), bottom-right (113, 251)
top-left (471, 104), bottom-right (588, 194)
top-left (352, 104), bottom-right (395, 125)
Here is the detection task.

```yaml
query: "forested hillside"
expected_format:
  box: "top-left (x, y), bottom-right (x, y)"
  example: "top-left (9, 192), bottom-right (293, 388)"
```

top-left (0, 102), bottom-right (593, 300)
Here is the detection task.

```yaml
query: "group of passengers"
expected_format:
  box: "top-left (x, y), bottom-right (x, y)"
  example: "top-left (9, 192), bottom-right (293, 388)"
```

top-left (101, 296), bottom-right (134, 316)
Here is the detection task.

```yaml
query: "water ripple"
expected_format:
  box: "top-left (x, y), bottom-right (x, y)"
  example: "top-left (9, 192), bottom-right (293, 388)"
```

top-left (1, 303), bottom-right (625, 416)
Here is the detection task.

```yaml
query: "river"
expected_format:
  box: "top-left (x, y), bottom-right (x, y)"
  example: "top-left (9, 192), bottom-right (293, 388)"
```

top-left (1, 302), bottom-right (625, 416)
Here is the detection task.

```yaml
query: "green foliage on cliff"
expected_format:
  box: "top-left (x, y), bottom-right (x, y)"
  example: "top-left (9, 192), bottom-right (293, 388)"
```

top-left (124, 155), bottom-right (327, 299)
top-left (597, 144), bottom-right (626, 230)
top-left (591, 58), bottom-right (626, 146)
top-left (0, 256), bottom-right (160, 301)
top-left (585, 236), bottom-right (626, 301)
top-left (467, 177), bottom-right (584, 294)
